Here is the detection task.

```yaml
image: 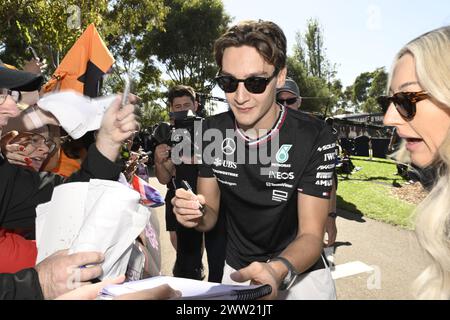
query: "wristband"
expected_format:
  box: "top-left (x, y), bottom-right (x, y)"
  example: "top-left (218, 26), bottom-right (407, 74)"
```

top-left (267, 256), bottom-right (299, 291)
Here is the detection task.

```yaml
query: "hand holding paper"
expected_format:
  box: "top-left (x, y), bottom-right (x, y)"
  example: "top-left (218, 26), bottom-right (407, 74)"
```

top-left (36, 179), bottom-right (151, 281)
top-left (35, 249), bottom-right (104, 300)
top-left (37, 91), bottom-right (117, 139)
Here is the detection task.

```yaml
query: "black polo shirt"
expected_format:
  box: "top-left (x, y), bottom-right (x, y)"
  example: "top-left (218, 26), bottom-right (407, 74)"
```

top-left (198, 105), bottom-right (336, 269)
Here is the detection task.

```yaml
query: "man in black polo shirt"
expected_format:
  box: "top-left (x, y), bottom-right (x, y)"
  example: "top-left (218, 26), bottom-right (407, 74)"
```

top-left (173, 20), bottom-right (336, 299)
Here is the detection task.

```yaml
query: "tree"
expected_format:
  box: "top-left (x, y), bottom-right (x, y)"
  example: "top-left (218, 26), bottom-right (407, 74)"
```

top-left (352, 71), bottom-right (371, 105)
top-left (304, 19), bottom-right (324, 78)
top-left (335, 85), bottom-right (356, 114)
top-left (0, 0), bottom-right (171, 127)
top-left (369, 68), bottom-right (388, 97)
top-left (350, 67), bottom-right (388, 113)
top-left (0, 0), bottom-right (109, 71)
top-left (104, 0), bottom-right (168, 73)
top-left (137, 0), bottom-right (230, 94)
top-left (287, 19), bottom-right (337, 115)
top-left (139, 102), bottom-right (170, 129)
top-left (303, 18), bottom-right (336, 81)
top-left (102, 0), bottom-right (170, 127)
top-left (292, 31), bottom-right (307, 67)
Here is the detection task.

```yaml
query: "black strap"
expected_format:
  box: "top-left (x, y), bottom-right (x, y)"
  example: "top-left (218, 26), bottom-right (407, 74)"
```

top-left (268, 256), bottom-right (299, 275)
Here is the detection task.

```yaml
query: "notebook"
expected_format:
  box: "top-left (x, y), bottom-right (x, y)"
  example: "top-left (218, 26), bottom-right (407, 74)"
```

top-left (100, 275), bottom-right (272, 300)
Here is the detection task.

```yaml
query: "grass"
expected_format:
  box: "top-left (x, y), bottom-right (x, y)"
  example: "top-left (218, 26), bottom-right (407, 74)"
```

top-left (336, 156), bottom-right (416, 229)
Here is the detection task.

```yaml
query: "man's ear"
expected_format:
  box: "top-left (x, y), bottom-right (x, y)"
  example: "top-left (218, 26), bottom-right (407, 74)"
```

top-left (193, 101), bottom-right (199, 112)
top-left (276, 67), bottom-right (287, 88)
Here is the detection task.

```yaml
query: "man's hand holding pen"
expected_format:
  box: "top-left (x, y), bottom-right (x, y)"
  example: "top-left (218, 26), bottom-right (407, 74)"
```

top-left (171, 184), bottom-right (206, 229)
top-left (181, 180), bottom-right (205, 214)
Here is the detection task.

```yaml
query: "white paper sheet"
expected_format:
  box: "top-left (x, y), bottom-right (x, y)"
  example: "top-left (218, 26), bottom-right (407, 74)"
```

top-left (36, 182), bottom-right (89, 263)
top-left (38, 91), bottom-right (117, 139)
top-left (101, 276), bottom-right (272, 300)
top-left (35, 179), bottom-right (150, 280)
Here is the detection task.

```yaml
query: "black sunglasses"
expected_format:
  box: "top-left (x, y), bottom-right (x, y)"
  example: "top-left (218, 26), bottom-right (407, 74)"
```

top-left (277, 97), bottom-right (298, 106)
top-left (215, 70), bottom-right (278, 94)
top-left (377, 91), bottom-right (429, 121)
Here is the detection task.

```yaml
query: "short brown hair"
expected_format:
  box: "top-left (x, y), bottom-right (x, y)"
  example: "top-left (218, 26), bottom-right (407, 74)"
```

top-left (167, 85), bottom-right (196, 105)
top-left (214, 20), bottom-right (287, 73)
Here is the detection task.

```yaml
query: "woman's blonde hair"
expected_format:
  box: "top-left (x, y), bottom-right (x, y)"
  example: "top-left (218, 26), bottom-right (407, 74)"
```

top-left (387, 26), bottom-right (450, 299)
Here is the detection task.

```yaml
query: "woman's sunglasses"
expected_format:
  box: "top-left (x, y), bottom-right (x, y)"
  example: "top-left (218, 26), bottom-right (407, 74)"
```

top-left (377, 91), bottom-right (429, 121)
top-left (215, 71), bottom-right (278, 94)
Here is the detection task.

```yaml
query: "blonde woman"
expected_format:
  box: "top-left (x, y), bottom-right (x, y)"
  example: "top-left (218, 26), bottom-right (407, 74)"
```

top-left (381, 26), bottom-right (450, 299)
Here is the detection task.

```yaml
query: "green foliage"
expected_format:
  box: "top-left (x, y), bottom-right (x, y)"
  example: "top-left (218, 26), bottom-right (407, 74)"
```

top-left (337, 157), bottom-right (416, 229)
top-left (352, 72), bottom-right (372, 104)
top-left (0, 0), bottom-right (171, 127)
top-left (292, 31), bottom-right (306, 66)
top-left (137, 0), bottom-right (230, 94)
top-left (101, 0), bottom-right (170, 128)
top-left (104, 0), bottom-right (169, 70)
top-left (351, 67), bottom-right (388, 113)
top-left (369, 67), bottom-right (388, 98)
top-left (0, 0), bottom-right (109, 71)
top-left (139, 102), bottom-right (170, 129)
top-left (286, 18), bottom-right (388, 116)
top-left (304, 19), bottom-right (326, 78)
top-left (2, 3), bottom-right (392, 125)
top-left (287, 19), bottom-right (339, 115)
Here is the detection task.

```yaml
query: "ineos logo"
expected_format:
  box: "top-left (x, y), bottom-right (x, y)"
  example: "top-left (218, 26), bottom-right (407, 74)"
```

top-left (221, 138), bottom-right (236, 155)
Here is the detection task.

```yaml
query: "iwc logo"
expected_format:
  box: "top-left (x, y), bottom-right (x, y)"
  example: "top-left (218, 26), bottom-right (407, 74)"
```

top-left (276, 144), bottom-right (292, 163)
top-left (221, 138), bottom-right (236, 155)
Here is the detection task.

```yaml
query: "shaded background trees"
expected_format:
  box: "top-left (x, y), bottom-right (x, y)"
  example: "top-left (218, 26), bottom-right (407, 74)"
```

top-left (0, 0), bottom-right (229, 123)
top-left (0, 2), bottom-right (387, 125)
top-left (286, 19), bottom-right (337, 115)
top-left (138, 0), bottom-right (230, 92)
top-left (136, 0), bottom-right (230, 116)
top-left (351, 67), bottom-right (388, 113)
top-left (286, 18), bottom-right (387, 116)
top-left (0, 0), bottom-right (110, 68)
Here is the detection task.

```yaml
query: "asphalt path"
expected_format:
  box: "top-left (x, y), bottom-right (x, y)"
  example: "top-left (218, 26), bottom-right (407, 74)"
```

top-left (149, 177), bottom-right (429, 299)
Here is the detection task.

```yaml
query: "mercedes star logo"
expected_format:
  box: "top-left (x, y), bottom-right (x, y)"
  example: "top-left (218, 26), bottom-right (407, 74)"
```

top-left (221, 138), bottom-right (236, 155)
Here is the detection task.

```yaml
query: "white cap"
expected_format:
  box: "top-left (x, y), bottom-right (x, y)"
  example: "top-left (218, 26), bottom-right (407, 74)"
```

top-left (38, 91), bottom-right (117, 139)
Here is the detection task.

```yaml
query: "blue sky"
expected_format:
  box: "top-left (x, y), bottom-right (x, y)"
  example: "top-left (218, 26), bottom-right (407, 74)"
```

top-left (221, 0), bottom-right (450, 87)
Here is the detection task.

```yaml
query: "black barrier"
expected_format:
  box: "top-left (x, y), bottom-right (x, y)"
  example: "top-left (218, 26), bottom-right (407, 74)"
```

top-left (371, 138), bottom-right (390, 159)
top-left (339, 138), bottom-right (355, 155)
top-left (354, 135), bottom-right (370, 156)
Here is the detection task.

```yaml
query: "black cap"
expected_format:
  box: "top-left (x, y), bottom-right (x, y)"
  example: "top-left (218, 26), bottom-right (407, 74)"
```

top-left (0, 64), bottom-right (44, 91)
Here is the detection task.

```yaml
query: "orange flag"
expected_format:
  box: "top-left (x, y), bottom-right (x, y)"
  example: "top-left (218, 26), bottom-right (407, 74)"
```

top-left (43, 24), bottom-right (114, 97)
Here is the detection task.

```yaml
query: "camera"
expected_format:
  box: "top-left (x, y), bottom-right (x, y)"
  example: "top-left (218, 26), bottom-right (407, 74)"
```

top-left (152, 110), bottom-right (203, 162)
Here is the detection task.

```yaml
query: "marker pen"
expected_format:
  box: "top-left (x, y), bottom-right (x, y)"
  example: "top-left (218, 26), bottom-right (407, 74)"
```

top-left (181, 180), bottom-right (205, 215)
